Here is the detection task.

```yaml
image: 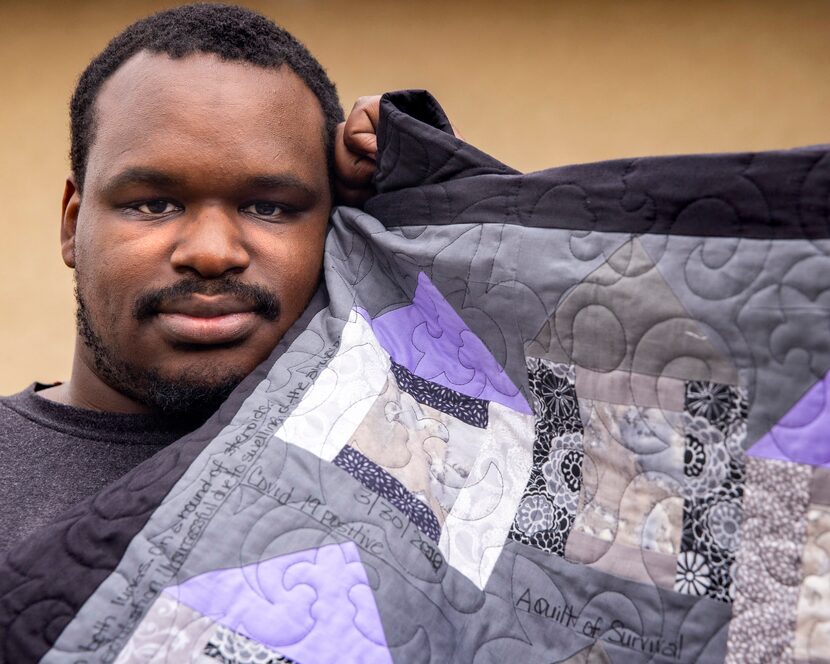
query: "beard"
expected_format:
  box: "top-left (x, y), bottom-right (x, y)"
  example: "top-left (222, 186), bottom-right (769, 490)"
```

top-left (74, 276), bottom-right (277, 420)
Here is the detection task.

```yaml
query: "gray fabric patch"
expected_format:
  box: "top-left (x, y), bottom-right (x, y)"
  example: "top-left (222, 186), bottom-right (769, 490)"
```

top-left (574, 367), bottom-right (686, 411)
top-left (638, 235), bottom-right (830, 445)
top-left (528, 238), bottom-right (738, 384)
top-left (724, 457), bottom-right (812, 663)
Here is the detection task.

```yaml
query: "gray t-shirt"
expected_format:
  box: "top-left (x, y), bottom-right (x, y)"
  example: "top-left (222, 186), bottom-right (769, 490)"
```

top-left (0, 384), bottom-right (195, 554)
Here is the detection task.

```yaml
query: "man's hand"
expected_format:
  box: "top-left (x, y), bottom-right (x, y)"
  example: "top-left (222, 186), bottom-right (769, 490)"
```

top-left (334, 95), bottom-right (381, 207)
top-left (334, 94), bottom-right (464, 207)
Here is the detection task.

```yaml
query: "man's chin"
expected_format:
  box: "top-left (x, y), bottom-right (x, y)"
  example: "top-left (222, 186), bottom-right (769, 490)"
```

top-left (76, 279), bottom-right (253, 419)
top-left (90, 347), bottom-right (248, 419)
top-left (140, 373), bottom-right (245, 418)
top-left (96, 361), bottom-right (249, 419)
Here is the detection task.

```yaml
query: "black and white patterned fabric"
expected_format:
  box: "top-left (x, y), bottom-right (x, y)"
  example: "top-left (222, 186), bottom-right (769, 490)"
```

top-left (509, 358), bottom-right (584, 555)
top-left (390, 360), bottom-right (489, 428)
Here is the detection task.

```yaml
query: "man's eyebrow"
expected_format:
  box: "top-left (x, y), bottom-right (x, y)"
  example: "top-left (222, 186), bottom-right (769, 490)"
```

top-left (244, 174), bottom-right (316, 196)
top-left (100, 168), bottom-right (184, 196)
top-left (100, 169), bottom-right (317, 197)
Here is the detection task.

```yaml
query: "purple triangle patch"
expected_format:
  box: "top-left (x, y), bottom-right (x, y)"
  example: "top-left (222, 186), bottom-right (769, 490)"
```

top-left (360, 272), bottom-right (531, 414)
top-left (748, 370), bottom-right (830, 468)
top-left (164, 542), bottom-right (392, 664)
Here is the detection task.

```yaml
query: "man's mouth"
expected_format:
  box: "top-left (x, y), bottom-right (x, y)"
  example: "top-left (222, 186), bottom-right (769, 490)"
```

top-left (154, 294), bottom-right (262, 345)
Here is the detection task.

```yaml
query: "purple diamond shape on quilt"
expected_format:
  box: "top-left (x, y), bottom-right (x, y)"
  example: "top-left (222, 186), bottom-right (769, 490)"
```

top-left (163, 542), bottom-right (392, 664)
top-left (359, 271), bottom-right (531, 414)
top-left (748, 370), bottom-right (830, 467)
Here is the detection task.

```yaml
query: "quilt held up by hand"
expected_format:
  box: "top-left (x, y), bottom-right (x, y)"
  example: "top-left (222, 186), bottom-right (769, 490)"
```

top-left (2, 90), bottom-right (829, 663)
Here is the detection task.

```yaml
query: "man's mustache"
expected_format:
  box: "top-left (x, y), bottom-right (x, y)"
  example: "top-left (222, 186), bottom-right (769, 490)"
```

top-left (133, 278), bottom-right (280, 321)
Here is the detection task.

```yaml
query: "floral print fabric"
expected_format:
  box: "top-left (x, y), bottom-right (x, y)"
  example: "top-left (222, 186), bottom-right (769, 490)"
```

top-left (509, 358), bottom-right (584, 555)
top-left (204, 625), bottom-right (297, 664)
top-left (675, 381), bottom-right (748, 603)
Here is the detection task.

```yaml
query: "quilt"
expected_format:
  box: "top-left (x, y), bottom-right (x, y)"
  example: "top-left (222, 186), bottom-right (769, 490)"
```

top-left (1, 90), bottom-right (829, 663)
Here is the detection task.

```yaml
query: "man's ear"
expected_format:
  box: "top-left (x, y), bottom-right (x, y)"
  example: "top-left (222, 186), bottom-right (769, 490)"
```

top-left (61, 175), bottom-right (80, 268)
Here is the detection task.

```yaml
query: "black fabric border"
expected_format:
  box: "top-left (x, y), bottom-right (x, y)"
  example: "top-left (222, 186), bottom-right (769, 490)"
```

top-left (370, 91), bottom-right (830, 240)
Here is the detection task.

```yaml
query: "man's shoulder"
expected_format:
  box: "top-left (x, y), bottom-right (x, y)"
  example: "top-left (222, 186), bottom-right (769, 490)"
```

top-left (0, 382), bottom-right (73, 440)
top-left (0, 383), bottom-right (185, 554)
top-left (0, 383), bottom-right (53, 430)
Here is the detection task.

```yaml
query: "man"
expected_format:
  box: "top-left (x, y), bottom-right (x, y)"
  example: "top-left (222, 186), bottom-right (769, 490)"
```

top-left (0, 3), bottom-right (388, 553)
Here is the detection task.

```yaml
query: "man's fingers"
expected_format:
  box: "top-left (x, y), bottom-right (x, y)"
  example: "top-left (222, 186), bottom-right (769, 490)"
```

top-left (343, 95), bottom-right (381, 159)
top-left (344, 129), bottom-right (378, 161)
top-left (333, 94), bottom-right (465, 207)
top-left (334, 122), bottom-right (377, 189)
top-left (334, 120), bottom-right (376, 205)
top-left (335, 182), bottom-right (374, 207)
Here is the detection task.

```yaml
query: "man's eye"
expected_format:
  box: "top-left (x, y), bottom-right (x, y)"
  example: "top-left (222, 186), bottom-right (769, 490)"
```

top-left (135, 200), bottom-right (177, 215)
top-left (242, 201), bottom-right (283, 218)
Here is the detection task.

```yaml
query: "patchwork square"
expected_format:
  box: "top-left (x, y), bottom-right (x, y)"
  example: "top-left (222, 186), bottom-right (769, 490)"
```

top-left (725, 457), bottom-right (811, 663)
top-left (275, 310), bottom-right (391, 462)
top-left (438, 399), bottom-right (535, 589)
top-left (557, 388), bottom-right (685, 589)
top-left (675, 381), bottom-right (748, 603)
top-left (161, 542), bottom-right (393, 664)
top-left (508, 358), bottom-right (584, 556)
top-left (346, 377), bottom-right (482, 525)
top-left (570, 399), bottom-right (684, 549)
top-left (794, 502), bottom-right (830, 662)
top-left (338, 363), bottom-right (535, 589)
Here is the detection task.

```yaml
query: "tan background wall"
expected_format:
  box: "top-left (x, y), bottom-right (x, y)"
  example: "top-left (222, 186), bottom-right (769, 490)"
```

top-left (1, 0), bottom-right (828, 394)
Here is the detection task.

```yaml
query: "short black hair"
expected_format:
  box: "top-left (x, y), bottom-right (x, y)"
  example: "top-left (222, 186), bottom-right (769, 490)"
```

top-left (69, 3), bottom-right (344, 192)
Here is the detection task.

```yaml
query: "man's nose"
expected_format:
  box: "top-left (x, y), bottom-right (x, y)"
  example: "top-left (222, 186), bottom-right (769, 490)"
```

top-left (170, 205), bottom-right (250, 278)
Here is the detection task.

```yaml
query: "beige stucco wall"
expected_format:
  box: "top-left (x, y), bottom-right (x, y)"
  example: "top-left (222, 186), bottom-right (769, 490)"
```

top-left (1, 0), bottom-right (828, 394)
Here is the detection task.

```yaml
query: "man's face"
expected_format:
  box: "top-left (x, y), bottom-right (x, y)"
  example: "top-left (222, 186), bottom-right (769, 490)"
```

top-left (62, 51), bottom-right (331, 415)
